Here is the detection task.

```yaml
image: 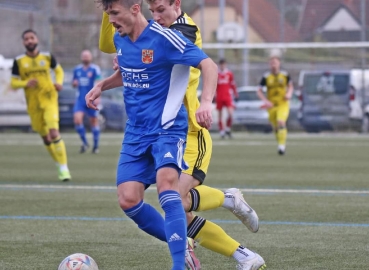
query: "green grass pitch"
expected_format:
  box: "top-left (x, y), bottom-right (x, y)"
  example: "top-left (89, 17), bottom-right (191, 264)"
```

top-left (0, 132), bottom-right (368, 269)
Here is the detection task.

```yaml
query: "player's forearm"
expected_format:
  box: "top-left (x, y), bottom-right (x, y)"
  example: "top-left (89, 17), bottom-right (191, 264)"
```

top-left (257, 88), bottom-right (268, 102)
top-left (198, 58), bottom-right (217, 103)
top-left (10, 77), bottom-right (28, 89)
top-left (287, 83), bottom-right (294, 96)
top-left (99, 12), bottom-right (116, 54)
top-left (99, 70), bottom-right (123, 91)
top-left (54, 65), bottom-right (64, 85)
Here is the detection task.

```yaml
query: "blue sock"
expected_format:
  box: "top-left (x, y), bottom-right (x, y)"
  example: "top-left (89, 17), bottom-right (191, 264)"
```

top-left (159, 190), bottom-right (186, 270)
top-left (92, 126), bottom-right (100, 149)
top-left (124, 200), bottom-right (166, 242)
top-left (75, 124), bottom-right (88, 146)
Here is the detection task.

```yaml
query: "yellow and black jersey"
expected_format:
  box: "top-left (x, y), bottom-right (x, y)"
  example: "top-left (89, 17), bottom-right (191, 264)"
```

top-left (11, 52), bottom-right (64, 110)
top-left (171, 12), bottom-right (203, 131)
top-left (259, 71), bottom-right (291, 106)
top-left (98, 12), bottom-right (204, 131)
top-left (99, 12), bottom-right (116, 54)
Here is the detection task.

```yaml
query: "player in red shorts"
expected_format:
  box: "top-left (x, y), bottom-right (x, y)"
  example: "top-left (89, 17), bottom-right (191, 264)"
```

top-left (216, 59), bottom-right (238, 138)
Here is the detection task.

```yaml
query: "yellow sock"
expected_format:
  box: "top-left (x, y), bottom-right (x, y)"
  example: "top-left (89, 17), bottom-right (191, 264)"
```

top-left (189, 185), bottom-right (225, 212)
top-left (188, 216), bottom-right (239, 257)
top-left (52, 136), bottom-right (68, 165)
top-left (277, 127), bottom-right (287, 146)
top-left (45, 143), bottom-right (58, 163)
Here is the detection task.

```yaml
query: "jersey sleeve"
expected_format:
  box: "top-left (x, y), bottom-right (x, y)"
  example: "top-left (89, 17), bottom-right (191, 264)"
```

top-left (11, 59), bottom-right (28, 88)
top-left (50, 54), bottom-right (58, 69)
top-left (12, 59), bottom-right (20, 76)
top-left (259, 76), bottom-right (266, 87)
top-left (164, 30), bottom-right (208, 67)
top-left (99, 12), bottom-right (116, 54)
top-left (94, 65), bottom-right (102, 80)
top-left (169, 24), bottom-right (197, 44)
top-left (287, 74), bottom-right (291, 83)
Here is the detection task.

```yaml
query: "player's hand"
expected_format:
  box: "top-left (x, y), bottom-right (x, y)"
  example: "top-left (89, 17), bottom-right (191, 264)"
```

top-left (260, 100), bottom-right (273, 109)
top-left (284, 92), bottom-right (292, 100)
top-left (54, 83), bottom-right (63, 92)
top-left (72, 79), bottom-right (78, 88)
top-left (26, 79), bottom-right (38, 88)
top-left (93, 97), bottom-right (101, 106)
top-left (196, 101), bottom-right (213, 130)
top-left (86, 86), bottom-right (102, 110)
top-left (113, 56), bottom-right (119, 71)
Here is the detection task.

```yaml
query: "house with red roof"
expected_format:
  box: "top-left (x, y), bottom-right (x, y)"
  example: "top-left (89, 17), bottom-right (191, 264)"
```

top-left (189, 0), bottom-right (300, 43)
top-left (298, 0), bottom-right (368, 41)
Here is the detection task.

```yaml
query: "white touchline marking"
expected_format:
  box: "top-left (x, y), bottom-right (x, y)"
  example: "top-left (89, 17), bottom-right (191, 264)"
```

top-left (1, 140), bottom-right (369, 147)
top-left (0, 184), bottom-right (368, 194)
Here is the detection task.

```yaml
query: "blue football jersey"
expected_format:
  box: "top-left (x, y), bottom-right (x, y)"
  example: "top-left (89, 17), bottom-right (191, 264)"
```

top-left (114, 20), bottom-right (208, 143)
top-left (73, 64), bottom-right (101, 102)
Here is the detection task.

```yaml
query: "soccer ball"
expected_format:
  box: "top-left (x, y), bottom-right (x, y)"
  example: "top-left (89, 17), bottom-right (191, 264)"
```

top-left (58, 253), bottom-right (99, 270)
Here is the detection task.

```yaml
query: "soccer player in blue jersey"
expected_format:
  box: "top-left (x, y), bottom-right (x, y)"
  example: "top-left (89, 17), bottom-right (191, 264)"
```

top-left (87, 0), bottom-right (217, 269)
top-left (72, 50), bottom-right (102, 154)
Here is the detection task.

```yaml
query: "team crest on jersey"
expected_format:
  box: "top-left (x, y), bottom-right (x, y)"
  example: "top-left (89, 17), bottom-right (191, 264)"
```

top-left (87, 71), bottom-right (93, 78)
top-left (142, 49), bottom-right (154, 64)
top-left (39, 60), bottom-right (46, 66)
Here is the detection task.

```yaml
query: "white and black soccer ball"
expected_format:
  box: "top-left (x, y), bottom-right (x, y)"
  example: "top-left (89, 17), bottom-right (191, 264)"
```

top-left (58, 253), bottom-right (99, 270)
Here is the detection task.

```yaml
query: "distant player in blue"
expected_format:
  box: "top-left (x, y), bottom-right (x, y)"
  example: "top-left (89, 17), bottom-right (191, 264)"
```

top-left (72, 50), bottom-right (102, 154)
top-left (87, 0), bottom-right (217, 269)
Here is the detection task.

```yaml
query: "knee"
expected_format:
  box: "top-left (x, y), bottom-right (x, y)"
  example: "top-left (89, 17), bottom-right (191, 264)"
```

top-left (42, 136), bottom-right (52, 145)
top-left (156, 167), bottom-right (179, 193)
top-left (74, 114), bottom-right (83, 125)
top-left (118, 193), bottom-right (141, 211)
top-left (181, 193), bottom-right (192, 212)
top-left (90, 117), bottom-right (99, 127)
top-left (74, 116), bottom-right (83, 125)
top-left (277, 121), bottom-right (286, 129)
top-left (49, 129), bottom-right (60, 140)
top-left (186, 211), bottom-right (194, 226)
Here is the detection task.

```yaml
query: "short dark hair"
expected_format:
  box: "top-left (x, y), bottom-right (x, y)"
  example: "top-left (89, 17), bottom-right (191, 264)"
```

top-left (97, 0), bottom-right (143, 10)
top-left (219, 59), bottom-right (226, 64)
top-left (146, 0), bottom-right (175, 5)
top-left (22, 29), bottom-right (37, 39)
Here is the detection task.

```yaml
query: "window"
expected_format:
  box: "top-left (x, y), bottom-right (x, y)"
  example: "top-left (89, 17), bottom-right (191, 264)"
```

top-left (303, 73), bottom-right (350, 95)
top-left (58, 0), bottom-right (68, 8)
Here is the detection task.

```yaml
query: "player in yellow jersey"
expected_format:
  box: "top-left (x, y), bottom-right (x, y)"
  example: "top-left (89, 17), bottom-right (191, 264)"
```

top-left (258, 55), bottom-right (294, 155)
top-left (11, 29), bottom-right (71, 181)
top-left (99, 1), bottom-right (266, 269)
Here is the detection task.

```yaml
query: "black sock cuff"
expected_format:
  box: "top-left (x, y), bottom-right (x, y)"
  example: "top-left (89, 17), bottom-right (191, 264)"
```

top-left (52, 137), bottom-right (62, 144)
top-left (187, 216), bottom-right (206, 239)
top-left (188, 188), bottom-right (200, 212)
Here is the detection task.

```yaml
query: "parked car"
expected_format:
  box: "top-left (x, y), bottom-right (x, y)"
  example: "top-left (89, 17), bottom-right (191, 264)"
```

top-left (287, 89), bottom-right (303, 130)
top-left (232, 86), bottom-right (272, 132)
top-left (58, 84), bottom-right (126, 131)
top-left (197, 86), bottom-right (301, 132)
top-left (298, 70), bottom-right (363, 132)
top-left (0, 55), bottom-right (31, 130)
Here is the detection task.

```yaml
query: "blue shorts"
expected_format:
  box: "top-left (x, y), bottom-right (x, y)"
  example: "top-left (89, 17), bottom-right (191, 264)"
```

top-left (73, 100), bottom-right (98, 118)
top-left (116, 135), bottom-right (188, 187)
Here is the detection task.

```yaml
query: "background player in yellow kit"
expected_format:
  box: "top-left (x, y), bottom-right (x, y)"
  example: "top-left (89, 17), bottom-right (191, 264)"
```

top-left (258, 55), bottom-right (294, 155)
top-left (98, 1), bottom-right (265, 269)
top-left (11, 29), bottom-right (71, 181)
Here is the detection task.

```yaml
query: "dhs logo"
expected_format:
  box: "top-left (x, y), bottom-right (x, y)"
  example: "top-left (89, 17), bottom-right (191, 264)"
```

top-left (120, 67), bottom-right (149, 81)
